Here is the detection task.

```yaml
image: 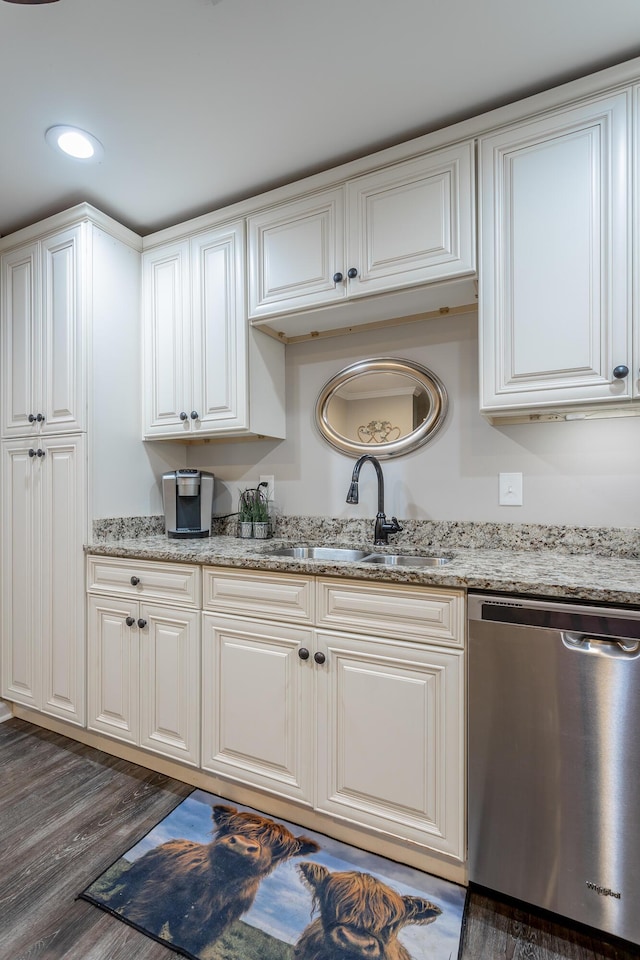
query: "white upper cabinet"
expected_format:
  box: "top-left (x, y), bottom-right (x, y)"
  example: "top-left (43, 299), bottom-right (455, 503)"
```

top-left (346, 145), bottom-right (475, 296)
top-left (633, 84), bottom-right (640, 398)
top-left (142, 239), bottom-right (192, 436)
top-left (2, 225), bottom-right (85, 437)
top-left (247, 187), bottom-right (346, 317)
top-left (143, 221), bottom-right (285, 440)
top-left (247, 141), bottom-right (476, 337)
top-left (479, 90), bottom-right (631, 418)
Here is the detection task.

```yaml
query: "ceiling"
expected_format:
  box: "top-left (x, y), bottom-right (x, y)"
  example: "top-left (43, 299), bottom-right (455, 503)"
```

top-left (2, 0), bottom-right (640, 239)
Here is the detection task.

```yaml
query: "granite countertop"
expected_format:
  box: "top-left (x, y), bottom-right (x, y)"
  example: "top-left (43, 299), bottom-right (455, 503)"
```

top-left (86, 529), bottom-right (640, 607)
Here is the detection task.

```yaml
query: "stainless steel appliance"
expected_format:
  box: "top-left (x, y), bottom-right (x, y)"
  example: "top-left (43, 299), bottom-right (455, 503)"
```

top-left (162, 469), bottom-right (214, 538)
top-left (468, 592), bottom-right (640, 945)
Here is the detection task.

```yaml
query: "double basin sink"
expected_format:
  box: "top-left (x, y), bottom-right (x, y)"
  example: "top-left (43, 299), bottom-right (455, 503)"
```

top-left (261, 545), bottom-right (451, 567)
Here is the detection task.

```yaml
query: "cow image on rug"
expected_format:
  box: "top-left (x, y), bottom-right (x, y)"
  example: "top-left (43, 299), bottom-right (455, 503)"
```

top-left (104, 804), bottom-right (320, 956)
top-left (294, 862), bottom-right (442, 960)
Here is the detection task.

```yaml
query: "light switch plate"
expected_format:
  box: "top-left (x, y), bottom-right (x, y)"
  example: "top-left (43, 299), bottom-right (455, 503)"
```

top-left (499, 472), bottom-right (523, 506)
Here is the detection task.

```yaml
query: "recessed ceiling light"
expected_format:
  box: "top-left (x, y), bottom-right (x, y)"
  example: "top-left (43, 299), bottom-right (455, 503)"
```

top-left (3, 1), bottom-right (60, 4)
top-left (45, 125), bottom-right (104, 161)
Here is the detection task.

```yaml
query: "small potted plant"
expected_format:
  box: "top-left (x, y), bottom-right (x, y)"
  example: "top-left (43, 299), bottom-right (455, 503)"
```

top-left (237, 488), bottom-right (255, 538)
top-left (252, 485), bottom-right (271, 539)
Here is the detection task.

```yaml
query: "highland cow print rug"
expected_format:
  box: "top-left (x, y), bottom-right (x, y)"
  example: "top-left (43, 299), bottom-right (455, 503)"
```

top-left (80, 789), bottom-right (467, 960)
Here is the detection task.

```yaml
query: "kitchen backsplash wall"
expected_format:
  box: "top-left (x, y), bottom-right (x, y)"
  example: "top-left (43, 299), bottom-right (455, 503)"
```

top-left (185, 312), bottom-right (640, 529)
top-left (91, 514), bottom-right (640, 558)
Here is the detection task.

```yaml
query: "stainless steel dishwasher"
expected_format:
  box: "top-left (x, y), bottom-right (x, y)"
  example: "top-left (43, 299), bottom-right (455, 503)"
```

top-left (468, 592), bottom-right (640, 946)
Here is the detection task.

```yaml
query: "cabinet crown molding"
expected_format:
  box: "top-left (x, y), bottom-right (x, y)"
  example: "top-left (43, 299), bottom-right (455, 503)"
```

top-left (0, 203), bottom-right (143, 254)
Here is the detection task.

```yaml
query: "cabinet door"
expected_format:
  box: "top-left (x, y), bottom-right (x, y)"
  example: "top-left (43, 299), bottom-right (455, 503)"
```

top-left (480, 91), bottom-right (630, 414)
top-left (346, 143), bottom-right (475, 297)
top-left (40, 436), bottom-right (86, 724)
top-left (1, 243), bottom-right (40, 437)
top-left (138, 603), bottom-right (200, 765)
top-left (202, 614), bottom-right (314, 803)
top-left (633, 85), bottom-right (640, 399)
top-left (40, 225), bottom-right (85, 433)
top-left (1, 439), bottom-right (41, 708)
top-left (247, 187), bottom-right (346, 319)
top-left (142, 240), bottom-right (193, 437)
top-left (191, 222), bottom-right (248, 432)
top-left (87, 594), bottom-right (140, 743)
top-left (315, 630), bottom-right (465, 860)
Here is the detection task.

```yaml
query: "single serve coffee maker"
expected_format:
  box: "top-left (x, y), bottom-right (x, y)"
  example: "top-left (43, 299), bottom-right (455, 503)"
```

top-left (162, 469), bottom-right (214, 538)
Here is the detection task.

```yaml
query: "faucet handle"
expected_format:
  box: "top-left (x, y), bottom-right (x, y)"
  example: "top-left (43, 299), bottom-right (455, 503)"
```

top-left (374, 513), bottom-right (403, 545)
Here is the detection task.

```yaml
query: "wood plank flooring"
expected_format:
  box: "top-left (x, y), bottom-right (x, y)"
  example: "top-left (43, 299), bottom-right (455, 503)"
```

top-left (1, 718), bottom-right (637, 960)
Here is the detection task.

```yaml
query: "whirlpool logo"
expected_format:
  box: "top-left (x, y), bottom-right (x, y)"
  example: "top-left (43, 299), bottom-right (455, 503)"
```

top-left (586, 881), bottom-right (621, 899)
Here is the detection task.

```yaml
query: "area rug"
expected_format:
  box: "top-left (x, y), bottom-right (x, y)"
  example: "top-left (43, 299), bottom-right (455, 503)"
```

top-left (80, 789), bottom-right (467, 960)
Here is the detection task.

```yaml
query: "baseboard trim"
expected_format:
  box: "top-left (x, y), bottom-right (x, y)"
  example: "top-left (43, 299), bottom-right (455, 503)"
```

top-left (0, 700), bottom-right (13, 723)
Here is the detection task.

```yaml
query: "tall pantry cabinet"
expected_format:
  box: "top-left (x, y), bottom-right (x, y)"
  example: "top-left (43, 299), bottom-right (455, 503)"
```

top-left (0, 204), bottom-right (146, 725)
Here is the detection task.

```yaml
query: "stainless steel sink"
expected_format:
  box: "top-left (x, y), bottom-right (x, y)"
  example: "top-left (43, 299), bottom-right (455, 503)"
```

top-left (361, 553), bottom-right (451, 567)
top-left (261, 546), bottom-right (451, 566)
top-left (262, 546), bottom-right (373, 562)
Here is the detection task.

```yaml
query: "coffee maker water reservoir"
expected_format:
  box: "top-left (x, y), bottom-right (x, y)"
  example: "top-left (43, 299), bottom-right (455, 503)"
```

top-left (162, 469), bottom-right (214, 538)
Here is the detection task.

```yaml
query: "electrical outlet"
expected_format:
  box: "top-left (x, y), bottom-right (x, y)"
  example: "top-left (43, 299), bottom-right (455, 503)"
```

top-left (259, 474), bottom-right (275, 502)
top-left (499, 472), bottom-right (523, 506)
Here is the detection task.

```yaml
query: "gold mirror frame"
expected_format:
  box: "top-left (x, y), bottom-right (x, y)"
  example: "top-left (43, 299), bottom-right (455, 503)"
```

top-left (314, 357), bottom-right (448, 459)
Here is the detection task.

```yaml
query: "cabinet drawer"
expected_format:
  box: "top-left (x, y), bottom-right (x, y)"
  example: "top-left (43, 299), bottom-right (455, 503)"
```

top-left (203, 567), bottom-right (314, 622)
top-left (86, 556), bottom-right (201, 607)
top-left (316, 577), bottom-right (464, 647)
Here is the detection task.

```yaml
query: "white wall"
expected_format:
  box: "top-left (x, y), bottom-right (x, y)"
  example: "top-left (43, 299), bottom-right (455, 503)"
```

top-left (187, 312), bottom-right (640, 529)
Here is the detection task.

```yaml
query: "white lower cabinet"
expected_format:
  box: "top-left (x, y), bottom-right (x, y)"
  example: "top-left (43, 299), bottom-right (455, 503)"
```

top-left (85, 561), bottom-right (464, 861)
top-left (1, 435), bottom-right (86, 724)
top-left (87, 558), bottom-right (201, 765)
top-left (315, 629), bottom-right (464, 859)
top-left (202, 567), bottom-right (465, 861)
top-left (201, 614), bottom-right (314, 803)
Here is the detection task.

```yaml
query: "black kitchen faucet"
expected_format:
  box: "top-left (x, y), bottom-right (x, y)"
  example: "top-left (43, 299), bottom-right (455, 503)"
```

top-left (346, 454), bottom-right (403, 546)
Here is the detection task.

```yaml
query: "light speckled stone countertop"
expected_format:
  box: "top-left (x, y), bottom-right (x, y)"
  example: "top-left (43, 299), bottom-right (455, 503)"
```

top-left (86, 533), bottom-right (640, 607)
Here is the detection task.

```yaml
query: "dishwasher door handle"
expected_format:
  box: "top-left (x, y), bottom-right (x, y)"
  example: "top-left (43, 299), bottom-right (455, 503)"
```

top-left (562, 632), bottom-right (640, 658)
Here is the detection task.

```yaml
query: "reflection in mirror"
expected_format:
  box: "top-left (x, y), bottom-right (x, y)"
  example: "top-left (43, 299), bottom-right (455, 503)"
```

top-left (315, 358), bottom-right (448, 459)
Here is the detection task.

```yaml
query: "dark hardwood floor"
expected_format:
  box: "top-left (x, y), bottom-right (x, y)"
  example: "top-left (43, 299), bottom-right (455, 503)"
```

top-left (1, 718), bottom-right (637, 960)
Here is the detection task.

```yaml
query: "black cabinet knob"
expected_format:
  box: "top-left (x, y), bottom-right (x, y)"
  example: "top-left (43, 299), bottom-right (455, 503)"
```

top-left (190, 411), bottom-right (199, 420)
top-left (298, 647), bottom-right (310, 660)
top-left (347, 267), bottom-right (358, 279)
top-left (28, 414), bottom-right (36, 423)
top-left (130, 576), bottom-right (140, 586)
top-left (314, 651), bottom-right (326, 665)
top-left (36, 413), bottom-right (45, 422)
top-left (125, 616), bottom-right (135, 627)
top-left (613, 364), bottom-right (629, 379)
top-left (179, 411), bottom-right (188, 421)
top-left (36, 448), bottom-right (45, 457)
top-left (137, 618), bottom-right (147, 629)
top-left (332, 272), bottom-right (343, 284)
top-left (28, 448), bottom-right (36, 458)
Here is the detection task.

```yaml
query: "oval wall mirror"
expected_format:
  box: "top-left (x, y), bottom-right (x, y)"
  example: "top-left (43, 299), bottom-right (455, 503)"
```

top-left (314, 358), bottom-right (448, 459)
